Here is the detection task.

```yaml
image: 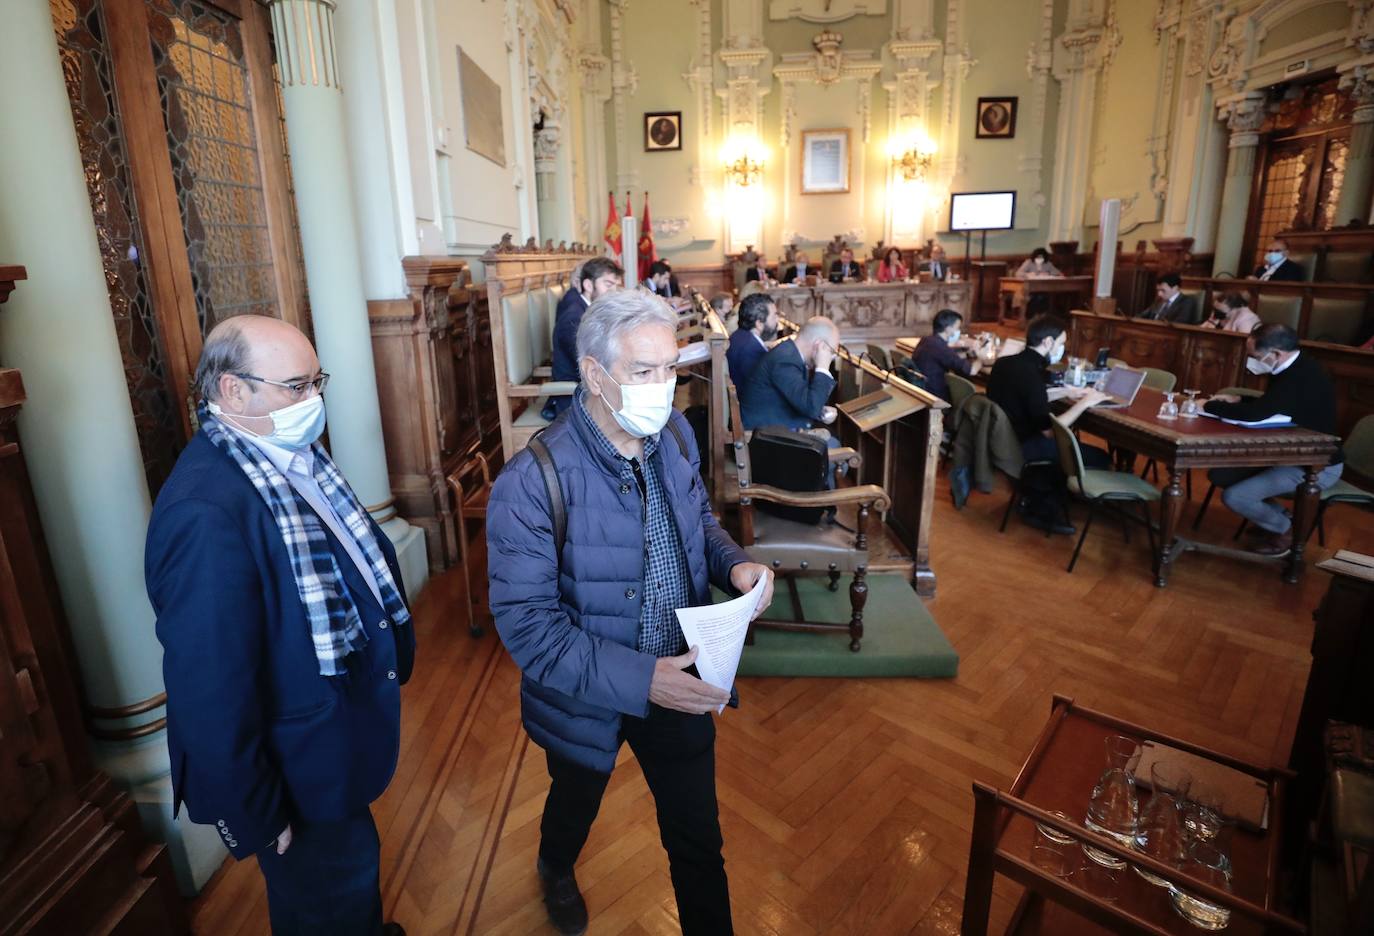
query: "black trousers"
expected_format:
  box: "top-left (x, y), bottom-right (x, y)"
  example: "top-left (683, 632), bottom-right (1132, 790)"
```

top-left (254, 812), bottom-right (383, 935)
top-left (539, 704), bottom-right (731, 935)
top-left (1019, 434), bottom-right (1111, 520)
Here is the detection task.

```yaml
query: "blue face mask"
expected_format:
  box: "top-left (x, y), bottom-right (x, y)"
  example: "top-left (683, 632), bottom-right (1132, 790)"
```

top-left (1265, 251), bottom-right (1285, 266)
top-left (210, 395), bottom-right (327, 451)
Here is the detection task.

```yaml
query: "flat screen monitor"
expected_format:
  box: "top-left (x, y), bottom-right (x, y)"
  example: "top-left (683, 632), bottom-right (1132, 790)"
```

top-left (949, 191), bottom-right (1016, 232)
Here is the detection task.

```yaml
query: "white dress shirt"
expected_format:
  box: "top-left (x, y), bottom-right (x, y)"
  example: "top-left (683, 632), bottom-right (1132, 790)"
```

top-left (226, 423), bottom-right (385, 606)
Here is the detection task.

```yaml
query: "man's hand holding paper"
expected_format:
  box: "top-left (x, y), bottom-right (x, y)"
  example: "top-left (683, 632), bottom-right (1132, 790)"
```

top-left (674, 568), bottom-right (774, 714)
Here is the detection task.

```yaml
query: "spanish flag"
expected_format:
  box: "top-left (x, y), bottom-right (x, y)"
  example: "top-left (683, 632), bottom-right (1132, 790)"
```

top-left (603, 191), bottom-right (621, 255)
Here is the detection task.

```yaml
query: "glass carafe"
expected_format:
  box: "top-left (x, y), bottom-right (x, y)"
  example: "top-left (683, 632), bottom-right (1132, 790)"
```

top-left (1157, 391), bottom-right (1179, 420)
top-left (1133, 762), bottom-right (1193, 886)
top-left (1084, 735), bottom-right (1140, 868)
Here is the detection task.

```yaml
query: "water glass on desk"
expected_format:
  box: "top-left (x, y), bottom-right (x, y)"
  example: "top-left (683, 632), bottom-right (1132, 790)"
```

top-left (1180, 390), bottom-right (1201, 419)
top-left (1158, 391), bottom-right (1180, 420)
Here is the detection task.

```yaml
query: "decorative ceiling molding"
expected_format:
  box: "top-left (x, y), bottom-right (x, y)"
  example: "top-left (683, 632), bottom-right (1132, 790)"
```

top-left (767, 0), bottom-right (889, 24)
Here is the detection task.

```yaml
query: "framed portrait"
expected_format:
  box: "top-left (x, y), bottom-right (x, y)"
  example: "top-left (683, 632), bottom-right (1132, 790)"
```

top-left (975, 97), bottom-right (1017, 139)
top-left (801, 128), bottom-right (850, 194)
top-left (644, 112), bottom-right (682, 151)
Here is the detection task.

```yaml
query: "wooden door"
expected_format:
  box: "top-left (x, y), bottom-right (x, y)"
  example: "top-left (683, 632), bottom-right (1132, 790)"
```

top-left (1242, 78), bottom-right (1355, 273)
top-left (52, 0), bottom-right (306, 494)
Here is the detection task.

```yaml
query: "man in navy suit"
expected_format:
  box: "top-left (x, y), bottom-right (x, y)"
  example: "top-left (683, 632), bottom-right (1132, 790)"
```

top-left (545, 257), bottom-right (624, 419)
top-left (146, 315), bottom-right (414, 936)
top-left (725, 293), bottom-right (777, 391)
top-left (740, 316), bottom-right (840, 431)
top-left (1251, 237), bottom-right (1306, 282)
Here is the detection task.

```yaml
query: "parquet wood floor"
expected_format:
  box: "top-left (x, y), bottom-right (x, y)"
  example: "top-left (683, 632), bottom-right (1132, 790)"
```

top-left (191, 472), bottom-right (1374, 935)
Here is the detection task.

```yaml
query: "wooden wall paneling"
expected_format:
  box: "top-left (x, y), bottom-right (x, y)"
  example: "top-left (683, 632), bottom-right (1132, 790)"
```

top-left (241, 1), bottom-right (308, 333)
top-left (102, 0), bottom-right (204, 439)
top-left (0, 272), bottom-right (184, 933)
top-left (1304, 340), bottom-right (1374, 442)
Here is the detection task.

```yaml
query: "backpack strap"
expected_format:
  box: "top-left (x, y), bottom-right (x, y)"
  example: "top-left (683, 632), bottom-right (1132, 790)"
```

top-left (526, 435), bottom-right (566, 563)
top-left (663, 415), bottom-right (690, 464)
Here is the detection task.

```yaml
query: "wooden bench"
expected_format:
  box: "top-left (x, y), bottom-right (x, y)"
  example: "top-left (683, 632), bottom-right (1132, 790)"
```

top-left (1180, 276), bottom-right (1374, 346)
top-left (482, 240), bottom-right (597, 459)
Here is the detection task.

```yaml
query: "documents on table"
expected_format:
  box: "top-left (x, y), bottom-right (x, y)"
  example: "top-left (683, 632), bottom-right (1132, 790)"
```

top-left (1199, 411), bottom-right (1295, 428)
top-left (674, 573), bottom-right (770, 714)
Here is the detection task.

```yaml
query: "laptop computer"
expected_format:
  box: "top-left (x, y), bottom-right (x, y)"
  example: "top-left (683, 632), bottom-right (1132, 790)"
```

top-left (1095, 366), bottom-right (1147, 408)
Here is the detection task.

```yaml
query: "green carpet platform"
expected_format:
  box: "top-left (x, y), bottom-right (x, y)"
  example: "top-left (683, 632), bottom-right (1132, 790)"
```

top-left (719, 573), bottom-right (958, 679)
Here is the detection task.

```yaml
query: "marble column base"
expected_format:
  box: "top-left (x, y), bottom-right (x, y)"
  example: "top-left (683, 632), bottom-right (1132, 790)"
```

top-left (378, 515), bottom-right (430, 602)
top-left (94, 734), bottom-right (226, 894)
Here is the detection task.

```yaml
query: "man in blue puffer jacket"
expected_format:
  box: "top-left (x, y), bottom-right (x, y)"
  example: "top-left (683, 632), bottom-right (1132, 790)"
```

top-left (488, 290), bottom-right (773, 936)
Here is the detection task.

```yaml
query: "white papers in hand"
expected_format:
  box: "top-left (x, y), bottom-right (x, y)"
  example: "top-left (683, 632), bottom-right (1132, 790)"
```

top-left (674, 574), bottom-right (769, 714)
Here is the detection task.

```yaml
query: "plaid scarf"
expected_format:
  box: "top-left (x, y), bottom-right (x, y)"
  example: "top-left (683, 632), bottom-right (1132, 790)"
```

top-left (201, 411), bottom-right (412, 676)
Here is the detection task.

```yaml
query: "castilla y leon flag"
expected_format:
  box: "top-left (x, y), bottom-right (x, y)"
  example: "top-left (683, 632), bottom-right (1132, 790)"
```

top-left (602, 191), bottom-right (622, 256)
top-left (638, 192), bottom-right (657, 281)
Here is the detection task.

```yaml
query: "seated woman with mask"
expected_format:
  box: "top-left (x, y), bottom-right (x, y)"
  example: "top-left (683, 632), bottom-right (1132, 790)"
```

top-left (1202, 291), bottom-right (1261, 334)
top-left (1014, 247), bottom-right (1063, 278)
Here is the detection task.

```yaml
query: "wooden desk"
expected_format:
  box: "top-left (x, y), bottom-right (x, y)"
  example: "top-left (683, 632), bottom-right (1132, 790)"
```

top-left (831, 344), bottom-right (945, 596)
top-left (1067, 310), bottom-right (1374, 440)
top-left (764, 280), bottom-right (971, 342)
top-left (1074, 386), bottom-right (1338, 587)
top-left (963, 695), bottom-right (1300, 936)
top-left (1000, 275), bottom-right (1094, 325)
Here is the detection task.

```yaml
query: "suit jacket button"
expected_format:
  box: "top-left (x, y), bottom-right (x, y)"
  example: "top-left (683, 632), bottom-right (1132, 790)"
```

top-left (378, 620), bottom-right (389, 629)
top-left (387, 670), bottom-right (397, 680)
top-left (620, 483), bottom-right (631, 494)
top-left (625, 588), bottom-right (636, 599)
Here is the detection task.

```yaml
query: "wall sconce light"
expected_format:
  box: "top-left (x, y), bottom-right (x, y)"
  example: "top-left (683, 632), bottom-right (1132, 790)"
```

top-left (892, 142), bottom-right (936, 182)
top-left (725, 153), bottom-right (765, 187)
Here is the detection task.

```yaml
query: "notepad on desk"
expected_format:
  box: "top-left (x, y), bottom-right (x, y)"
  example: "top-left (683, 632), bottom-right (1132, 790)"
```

top-left (1199, 411), bottom-right (1295, 429)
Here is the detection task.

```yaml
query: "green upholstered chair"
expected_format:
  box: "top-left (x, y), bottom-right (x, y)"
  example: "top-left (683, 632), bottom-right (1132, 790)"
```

top-left (1137, 367), bottom-right (1176, 393)
top-left (947, 372), bottom-right (978, 415)
top-left (1052, 419), bottom-right (1161, 573)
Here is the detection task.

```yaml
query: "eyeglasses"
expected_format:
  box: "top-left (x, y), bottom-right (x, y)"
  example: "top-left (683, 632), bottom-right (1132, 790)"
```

top-left (235, 371), bottom-right (330, 398)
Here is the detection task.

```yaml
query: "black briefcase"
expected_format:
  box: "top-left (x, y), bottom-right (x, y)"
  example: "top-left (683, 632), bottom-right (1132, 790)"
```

top-left (748, 427), bottom-right (828, 525)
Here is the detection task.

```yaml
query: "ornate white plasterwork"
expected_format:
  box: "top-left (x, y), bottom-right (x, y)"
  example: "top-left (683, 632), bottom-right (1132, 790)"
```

top-left (768, 0), bottom-right (889, 23)
top-left (1018, 0), bottom-right (1054, 228)
top-left (937, 0), bottom-right (976, 184)
top-left (608, 0), bottom-right (639, 192)
top-left (653, 217), bottom-right (692, 237)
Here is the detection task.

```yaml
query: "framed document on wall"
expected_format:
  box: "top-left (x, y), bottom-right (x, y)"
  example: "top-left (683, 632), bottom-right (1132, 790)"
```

top-left (801, 128), bottom-right (850, 194)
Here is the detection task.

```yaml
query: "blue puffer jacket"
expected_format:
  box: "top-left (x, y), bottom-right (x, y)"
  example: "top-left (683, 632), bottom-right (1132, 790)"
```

top-left (487, 401), bottom-right (751, 773)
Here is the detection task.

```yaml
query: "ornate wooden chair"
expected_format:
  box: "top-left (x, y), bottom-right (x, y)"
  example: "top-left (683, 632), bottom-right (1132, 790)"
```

top-left (443, 453), bottom-right (490, 638)
top-left (724, 385), bottom-right (890, 652)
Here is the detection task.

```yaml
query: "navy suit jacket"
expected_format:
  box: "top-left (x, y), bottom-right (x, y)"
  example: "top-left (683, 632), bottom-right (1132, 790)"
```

top-left (740, 339), bottom-right (835, 430)
top-left (550, 288), bottom-right (587, 416)
top-left (1251, 258), bottom-right (1305, 282)
top-left (145, 432), bottom-right (415, 859)
top-left (726, 329), bottom-right (768, 390)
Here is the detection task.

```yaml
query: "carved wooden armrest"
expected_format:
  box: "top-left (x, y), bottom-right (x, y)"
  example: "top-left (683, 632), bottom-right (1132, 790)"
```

top-left (742, 483), bottom-right (891, 513)
top-left (828, 446), bottom-right (861, 468)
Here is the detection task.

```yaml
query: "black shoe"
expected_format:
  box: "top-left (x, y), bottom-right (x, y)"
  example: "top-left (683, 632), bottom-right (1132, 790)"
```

top-left (950, 466), bottom-right (971, 510)
top-left (1023, 513), bottom-right (1076, 536)
top-left (382, 924), bottom-right (406, 936)
top-left (537, 857), bottom-right (588, 936)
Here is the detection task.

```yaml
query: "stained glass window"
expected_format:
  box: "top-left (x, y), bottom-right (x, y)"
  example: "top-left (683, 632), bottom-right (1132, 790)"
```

top-left (52, 0), bottom-right (182, 494)
top-left (146, 0), bottom-right (278, 332)
top-left (1253, 145), bottom-right (1311, 270)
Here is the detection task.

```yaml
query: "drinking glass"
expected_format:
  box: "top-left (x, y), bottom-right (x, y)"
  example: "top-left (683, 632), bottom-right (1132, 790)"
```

top-left (1169, 840), bottom-right (1233, 930)
top-left (1180, 389), bottom-right (1201, 419)
top-left (1084, 736), bottom-right (1140, 868)
top-left (1183, 788), bottom-right (1226, 845)
top-left (1133, 763), bottom-right (1193, 886)
top-left (1157, 391), bottom-right (1180, 420)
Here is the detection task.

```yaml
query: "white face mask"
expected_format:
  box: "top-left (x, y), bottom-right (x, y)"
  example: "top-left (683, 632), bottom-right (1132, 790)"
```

top-left (1034, 257), bottom-right (1045, 266)
top-left (1265, 251), bottom-right (1285, 266)
top-left (210, 394), bottom-right (326, 451)
top-left (1047, 341), bottom-right (1065, 365)
top-left (598, 362), bottom-right (676, 438)
top-left (1245, 355), bottom-right (1273, 376)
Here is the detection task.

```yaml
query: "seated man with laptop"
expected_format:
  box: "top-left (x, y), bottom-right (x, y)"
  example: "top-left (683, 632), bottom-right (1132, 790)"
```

top-left (986, 315), bottom-right (1110, 534)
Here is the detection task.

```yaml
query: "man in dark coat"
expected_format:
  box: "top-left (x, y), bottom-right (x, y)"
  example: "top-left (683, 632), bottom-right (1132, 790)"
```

top-left (146, 316), bottom-right (413, 936)
top-left (1251, 237), bottom-right (1306, 282)
top-left (546, 257), bottom-right (624, 419)
top-left (725, 292), bottom-right (777, 389)
top-left (487, 290), bottom-right (773, 936)
top-left (740, 316), bottom-right (839, 431)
